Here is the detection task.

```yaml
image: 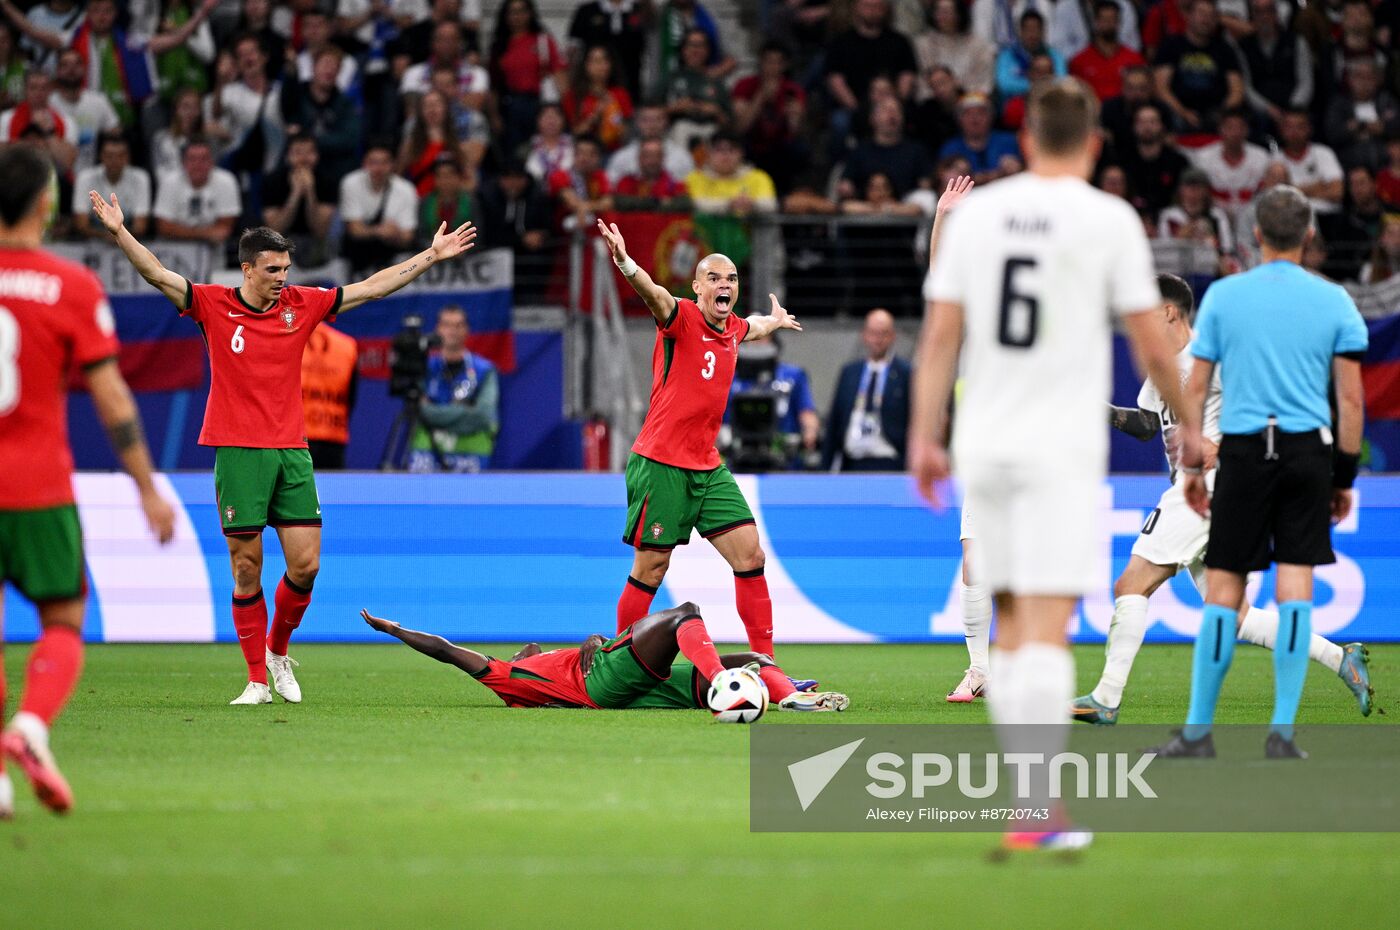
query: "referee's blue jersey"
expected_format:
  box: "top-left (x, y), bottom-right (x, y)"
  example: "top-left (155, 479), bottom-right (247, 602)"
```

top-left (1191, 261), bottom-right (1368, 435)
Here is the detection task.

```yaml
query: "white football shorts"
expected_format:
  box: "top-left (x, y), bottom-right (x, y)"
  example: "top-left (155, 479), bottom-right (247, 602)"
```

top-left (1130, 478), bottom-right (1210, 570)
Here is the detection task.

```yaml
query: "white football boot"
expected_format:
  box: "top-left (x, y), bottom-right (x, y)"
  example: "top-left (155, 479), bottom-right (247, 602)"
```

top-left (266, 650), bottom-right (302, 703)
top-left (229, 681), bottom-right (273, 705)
top-left (0, 770), bottom-right (13, 820)
top-left (946, 667), bottom-right (987, 703)
top-left (779, 691), bottom-right (850, 712)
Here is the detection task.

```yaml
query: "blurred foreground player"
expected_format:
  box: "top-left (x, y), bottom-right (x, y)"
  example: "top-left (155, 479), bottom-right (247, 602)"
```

top-left (361, 605), bottom-right (849, 712)
top-left (913, 78), bottom-right (1197, 851)
top-left (0, 144), bottom-right (175, 817)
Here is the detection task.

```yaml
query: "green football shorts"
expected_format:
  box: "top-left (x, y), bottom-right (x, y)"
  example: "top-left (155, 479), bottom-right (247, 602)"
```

top-left (621, 453), bottom-right (755, 550)
top-left (214, 447), bottom-right (321, 537)
top-left (583, 629), bottom-right (706, 710)
top-left (0, 505), bottom-right (86, 602)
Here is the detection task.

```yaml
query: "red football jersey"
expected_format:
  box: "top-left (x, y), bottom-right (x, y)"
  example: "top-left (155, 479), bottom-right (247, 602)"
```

top-left (631, 298), bottom-right (749, 471)
top-left (473, 649), bottom-right (598, 708)
top-left (181, 282), bottom-right (341, 448)
top-left (0, 247), bottom-right (118, 510)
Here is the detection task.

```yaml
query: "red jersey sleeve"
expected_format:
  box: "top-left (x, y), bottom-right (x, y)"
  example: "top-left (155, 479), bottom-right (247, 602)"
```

top-left (68, 269), bottom-right (119, 369)
top-left (181, 280), bottom-right (217, 322)
top-left (290, 285), bottom-right (345, 324)
top-left (657, 295), bottom-right (692, 333)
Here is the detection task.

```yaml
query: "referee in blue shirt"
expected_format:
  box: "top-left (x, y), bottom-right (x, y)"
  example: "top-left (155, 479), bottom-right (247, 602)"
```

top-left (1155, 185), bottom-right (1369, 759)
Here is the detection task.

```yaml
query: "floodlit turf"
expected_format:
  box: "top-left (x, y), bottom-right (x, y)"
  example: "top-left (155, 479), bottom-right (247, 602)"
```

top-left (1, 642), bottom-right (1396, 928)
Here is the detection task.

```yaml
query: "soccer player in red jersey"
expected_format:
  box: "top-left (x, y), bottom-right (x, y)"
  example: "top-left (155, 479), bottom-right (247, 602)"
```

top-left (89, 189), bottom-right (476, 706)
top-left (0, 144), bottom-right (175, 817)
top-left (594, 219), bottom-right (803, 664)
top-left (360, 603), bottom-right (849, 712)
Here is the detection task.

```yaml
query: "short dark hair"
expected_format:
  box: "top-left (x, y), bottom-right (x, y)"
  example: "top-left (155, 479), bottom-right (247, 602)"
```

top-left (574, 133), bottom-right (604, 152)
top-left (1219, 106), bottom-right (1250, 125)
top-left (96, 130), bottom-right (128, 154)
top-left (759, 40), bottom-right (791, 58)
top-left (288, 131), bottom-right (318, 149)
top-left (364, 136), bottom-right (396, 159)
top-left (1093, 0), bottom-right (1120, 15)
top-left (1255, 185), bottom-right (1313, 251)
top-left (238, 226), bottom-right (295, 266)
top-left (1027, 78), bottom-right (1099, 156)
top-left (1020, 8), bottom-right (1045, 27)
top-left (0, 143), bottom-right (52, 226)
top-left (1156, 272), bottom-right (1195, 321)
top-left (710, 130), bottom-right (743, 149)
top-left (437, 304), bottom-right (468, 325)
top-left (181, 135), bottom-right (213, 157)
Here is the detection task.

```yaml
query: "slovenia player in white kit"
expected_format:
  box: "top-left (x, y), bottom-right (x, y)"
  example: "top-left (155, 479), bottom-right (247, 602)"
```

top-left (1071, 273), bottom-right (1374, 724)
top-left (912, 79), bottom-right (1199, 853)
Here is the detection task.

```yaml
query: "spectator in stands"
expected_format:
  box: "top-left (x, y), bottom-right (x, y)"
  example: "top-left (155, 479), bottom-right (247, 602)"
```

top-left (391, 0), bottom-right (482, 65)
top-left (409, 305), bottom-right (499, 474)
top-left (607, 102), bottom-right (694, 184)
top-left (0, 69), bottom-right (76, 178)
top-left (938, 92), bottom-right (1021, 186)
top-left (1118, 101), bottom-right (1188, 217)
top-left (49, 48), bottom-right (118, 175)
top-left (1189, 107), bottom-right (1270, 223)
top-left (262, 132), bottom-right (336, 265)
top-left (1100, 64), bottom-right (1156, 151)
top-left (1276, 108), bottom-right (1344, 214)
top-left (1236, 0), bottom-right (1312, 129)
top-left (548, 133), bottom-right (611, 229)
top-left (1378, 138), bottom-right (1400, 209)
top-left (1158, 168), bottom-right (1235, 267)
top-left (1325, 58), bottom-right (1400, 172)
top-left (1142, 0), bottom-right (1191, 59)
top-left (911, 64), bottom-right (962, 157)
top-left (206, 32), bottom-right (285, 194)
top-left (418, 154), bottom-right (474, 245)
top-left (1233, 159), bottom-right (1290, 264)
top-left (336, 0), bottom-right (403, 137)
top-left (339, 141), bottom-right (419, 274)
top-left (1314, 0), bottom-right (1388, 98)
top-left (151, 86), bottom-right (205, 178)
top-left (1, 0), bottom-right (74, 73)
top-left (0, 22), bottom-right (25, 111)
top-left (225, 0), bottom-right (285, 80)
top-left (488, 0), bottom-right (568, 156)
top-left (567, 0), bottom-right (650, 98)
top-left (613, 138), bottom-right (690, 210)
top-left (1321, 164), bottom-right (1387, 280)
top-left (822, 307), bottom-right (910, 473)
top-left (665, 27), bottom-right (731, 152)
top-left (1070, 1), bottom-right (1147, 102)
top-left (766, 0), bottom-right (829, 85)
top-left (995, 10), bottom-right (1067, 115)
top-left (841, 170), bottom-right (924, 217)
top-left (656, 0), bottom-right (734, 88)
top-left (732, 41), bottom-right (808, 196)
top-left (73, 132), bottom-right (151, 239)
top-left (402, 20), bottom-right (489, 108)
top-left (301, 324), bottom-right (359, 471)
top-left (1359, 213), bottom-right (1400, 284)
top-left (282, 46), bottom-right (363, 184)
top-left (725, 333), bottom-right (820, 470)
top-left (686, 130), bottom-right (776, 266)
top-left (477, 157), bottom-right (551, 260)
top-left (1153, 0), bottom-right (1244, 133)
top-left (154, 137), bottom-right (241, 245)
top-left (915, 0), bottom-right (994, 97)
top-left (1050, 0), bottom-right (1141, 61)
top-left (1096, 161), bottom-right (1134, 203)
top-left (1303, 228), bottom-right (1332, 278)
top-left (399, 89), bottom-right (467, 197)
top-left (294, 8), bottom-right (358, 92)
top-left (969, 0), bottom-right (1035, 48)
top-left (562, 44), bottom-right (633, 152)
top-left (429, 63), bottom-right (491, 174)
top-left (840, 99), bottom-right (932, 201)
top-left (525, 103), bottom-right (574, 182)
top-left (1000, 51), bottom-right (1058, 130)
top-left (824, 0), bottom-right (917, 155)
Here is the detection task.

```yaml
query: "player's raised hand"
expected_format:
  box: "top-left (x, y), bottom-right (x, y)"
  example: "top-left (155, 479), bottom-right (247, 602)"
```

top-left (430, 220), bottom-right (477, 261)
top-left (89, 190), bottom-right (124, 234)
top-left (935, 175), bottom-right (973, 219)
top-left (768, 293), bottom-right (802, 331)
top-left (141, 488), bottom-right (176, 545)
top-left (360, 609), bottom-right (400, 634)
top-left (910, 437), bottom-right (952, 510)
top-left (596, 218), bottom-right (628, 263)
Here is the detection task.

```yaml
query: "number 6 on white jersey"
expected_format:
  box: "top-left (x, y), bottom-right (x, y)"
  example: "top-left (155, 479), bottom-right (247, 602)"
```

top-left (701, 350), bottom-right (715, 380)
top-left (231, 324), bottom-right (246, 354)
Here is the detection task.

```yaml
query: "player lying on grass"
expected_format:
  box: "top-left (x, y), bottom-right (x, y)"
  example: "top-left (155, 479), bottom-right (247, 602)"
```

top-left (1071, 273), bottom-right (1373, 725)
top-left (360, 605), bottom-right (849, 712)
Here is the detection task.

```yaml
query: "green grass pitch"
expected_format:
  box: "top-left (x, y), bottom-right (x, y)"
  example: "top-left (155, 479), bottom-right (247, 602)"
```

top-left (2, 642), bottom-right (1396, 928)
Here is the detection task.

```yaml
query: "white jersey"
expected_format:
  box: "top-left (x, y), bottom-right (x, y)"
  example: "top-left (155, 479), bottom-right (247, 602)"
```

top-left (927, 173), bottom-right (1159, 472)
top-left (1136, 344), bottom-right (1223, 480)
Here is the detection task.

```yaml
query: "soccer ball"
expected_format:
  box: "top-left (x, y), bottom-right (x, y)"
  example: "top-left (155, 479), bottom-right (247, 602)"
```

top-left (707, 667), bottom-right (769, 723)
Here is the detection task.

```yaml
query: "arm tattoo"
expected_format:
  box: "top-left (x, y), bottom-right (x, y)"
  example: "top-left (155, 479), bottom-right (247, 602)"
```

top-left (1108, 405), bottom-right (1161, 441)
top-left (396, 262), bottom-right (418, 276)
top-left (107, 417), bottom-right (146, 452)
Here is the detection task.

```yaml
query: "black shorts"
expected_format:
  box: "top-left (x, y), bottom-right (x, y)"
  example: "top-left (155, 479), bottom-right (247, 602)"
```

top-left (1205, 429), bottom-right (1335, 573)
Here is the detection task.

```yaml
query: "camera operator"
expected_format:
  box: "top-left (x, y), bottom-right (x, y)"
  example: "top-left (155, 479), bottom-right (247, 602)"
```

top-left (722, 334), bottom-right (820, 472)
top-left (407, 305), bottom-right (499, 474)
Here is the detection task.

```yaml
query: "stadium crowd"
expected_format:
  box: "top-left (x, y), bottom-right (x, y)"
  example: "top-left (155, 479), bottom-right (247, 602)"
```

top-left (3, 0), bottom-right (1399, 294)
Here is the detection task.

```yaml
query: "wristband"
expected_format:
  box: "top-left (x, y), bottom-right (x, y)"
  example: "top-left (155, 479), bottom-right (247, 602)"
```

top-left (1333, 450), bottom-right (1360, 489)
top-left (615, 256), bottom-right (639, 277)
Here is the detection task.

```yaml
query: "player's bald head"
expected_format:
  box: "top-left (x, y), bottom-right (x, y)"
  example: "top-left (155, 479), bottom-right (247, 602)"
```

top-left (695, 253), bottom-right (736, 277)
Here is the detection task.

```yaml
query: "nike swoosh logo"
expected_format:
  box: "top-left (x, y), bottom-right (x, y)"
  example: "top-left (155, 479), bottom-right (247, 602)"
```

top-left (238, 631), bottom-right (256, 639)
top-left (229, 312), bottom-right (245, 318)
top-left (702, 336), bottom-right (720, 342)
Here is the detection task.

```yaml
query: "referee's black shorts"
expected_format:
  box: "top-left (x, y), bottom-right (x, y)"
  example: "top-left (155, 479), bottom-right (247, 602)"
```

top-left (1205, 429), bottom-right (1336, 573)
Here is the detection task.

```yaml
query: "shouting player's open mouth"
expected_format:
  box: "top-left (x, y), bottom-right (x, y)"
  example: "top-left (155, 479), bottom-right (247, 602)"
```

top-left (715, 293), bottom-right (732, 308)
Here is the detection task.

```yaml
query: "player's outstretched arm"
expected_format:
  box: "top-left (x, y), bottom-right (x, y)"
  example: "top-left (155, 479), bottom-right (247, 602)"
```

top-left (89, 191), bottom-right (188, 308)
top-left (360, 609), bottom-right (490, 675)
top-left (1108, 404), bottom-right (1161, 440)
top-left (596, 218), bottom-right (676, 325)
top-left (744, 293), bottom-right (802, 341)
top-left (85, 361), bottom-right (175, 544)
top-left (339, 221), bottom-right (478, 313)
top-left (909, 299), bottom-right (964, 509)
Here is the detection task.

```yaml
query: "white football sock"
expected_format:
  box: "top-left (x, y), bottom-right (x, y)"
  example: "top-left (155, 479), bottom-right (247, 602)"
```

top-left (1010, 643), bottom-right (1074, 812)
top-left (1092, 595), bottom-right (1149, 708)
top-left (987, 647), bottom-right (1021, 727)
top-left (1236, 608), bottom-right (1344, 674)
top-left (960, 583), bottom-right (992, 674)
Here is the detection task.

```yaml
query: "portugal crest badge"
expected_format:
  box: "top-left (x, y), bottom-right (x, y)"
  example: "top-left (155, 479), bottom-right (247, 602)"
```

top-left (650, 522), bottom-right (664, 540)
top-left (282, 308), bottom-right (296, 330)
top-left (224, 506), bottom-right (236, 523)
